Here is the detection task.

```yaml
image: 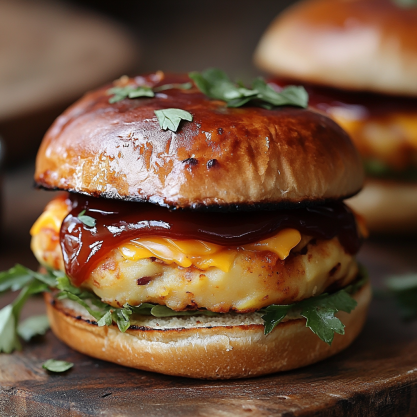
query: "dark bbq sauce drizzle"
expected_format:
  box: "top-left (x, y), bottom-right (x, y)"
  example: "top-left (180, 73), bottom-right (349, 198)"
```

top-left (269, 78), bottom-right (417, 119)
top-left (60, 194), bottom-right (362, 286)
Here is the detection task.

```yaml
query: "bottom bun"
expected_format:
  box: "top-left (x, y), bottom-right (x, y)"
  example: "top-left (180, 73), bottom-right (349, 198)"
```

top-left (45, 283), bottom-right (371, 379)
top-left (347, 179), bottom-right (417, 233)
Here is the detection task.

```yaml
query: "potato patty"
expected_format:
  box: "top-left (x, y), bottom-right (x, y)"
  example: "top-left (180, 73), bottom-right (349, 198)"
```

top-left (31, 196), bottom-right (358, 312)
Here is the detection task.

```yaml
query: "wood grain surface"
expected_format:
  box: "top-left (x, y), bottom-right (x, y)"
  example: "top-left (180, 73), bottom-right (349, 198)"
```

top-left (0, 235), bottom-right (416, 417)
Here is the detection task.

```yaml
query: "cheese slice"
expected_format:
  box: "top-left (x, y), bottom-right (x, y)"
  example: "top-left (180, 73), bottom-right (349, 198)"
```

top-left (118, 229), bottom-right (302, 273)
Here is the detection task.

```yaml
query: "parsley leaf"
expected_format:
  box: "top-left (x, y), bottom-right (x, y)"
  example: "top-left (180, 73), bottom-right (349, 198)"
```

top-left (154, 109), bottom-right (193, 132)
top-left (189, 68), bottom-right (257, 103)
top-left (42, 359), bottom-right (73, 373)
top-left (0, 264), bottom-right (33, 294)
top-left (386, 274), bottom-right (417, 320)
top-left (261, 305), bottom-right (292, 335)
top-left (0, 278), bottom-right (49, 353)
top-left (301, 306), bottom-right (345, 345)
top-left (17, 315), bottom-right (50, 341)
top-left (252, 78), bottom-right (308, 109)
top-left (107, 81), bottom-right (192, 103)
top-left (189, 68), bottom-right (308, 109)
top-left (77, 210), bottom-right (96, 228)
top-left (107, 86), bottom-right (154, 103)
top-left (0, 305), bottom-right (20, 353)
top-left (0, 264), bottom-right (55, 294)
top-left (261, 284), bottom-right (360, 345)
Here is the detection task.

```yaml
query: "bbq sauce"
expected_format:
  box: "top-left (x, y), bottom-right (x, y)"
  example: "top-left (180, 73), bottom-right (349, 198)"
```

top-left (270, 78), bottom-right (417, 119)
top-left (60, 195), bottom-right (362, 286)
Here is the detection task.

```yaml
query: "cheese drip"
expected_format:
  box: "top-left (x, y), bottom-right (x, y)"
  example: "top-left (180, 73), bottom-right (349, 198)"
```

top-left (118, 229), bottom-right (302, 272)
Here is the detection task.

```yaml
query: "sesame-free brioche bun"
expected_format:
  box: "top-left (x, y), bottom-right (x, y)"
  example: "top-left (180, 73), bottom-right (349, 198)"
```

top-left (254, 0), bottom-right (417, 97)
top-left (45, 283), bottom-right (371, 379)
top-left (348, 179), bottom-right (417, 233)
top-left (34, 73), bottom-right (363, 209)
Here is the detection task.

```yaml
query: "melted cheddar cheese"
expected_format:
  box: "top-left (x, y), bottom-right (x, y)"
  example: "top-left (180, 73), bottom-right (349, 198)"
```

top-left (118, 229), bottom-right (301, 273)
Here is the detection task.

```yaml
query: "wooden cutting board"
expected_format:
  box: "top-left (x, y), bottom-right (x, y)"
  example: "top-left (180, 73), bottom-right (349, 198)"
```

top-left (0, 237), bottom-right (417, 417)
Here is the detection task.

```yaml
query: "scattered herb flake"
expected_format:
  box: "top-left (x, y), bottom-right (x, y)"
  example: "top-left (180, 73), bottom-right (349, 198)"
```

top-left (107, 86), bottom-right (154, 103)
top-left (154, 108), bottom-right (193, 132)
top-left (42, 359), bottom-right (74, 373)
top-left (77, 210), bottom-right (96, 228)
top-left (17, 315), bottom-right (50, 342)
top-left (0, 305), bottom-right (20, 353)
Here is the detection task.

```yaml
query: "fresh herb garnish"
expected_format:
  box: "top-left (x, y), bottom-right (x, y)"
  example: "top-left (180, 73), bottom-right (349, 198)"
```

top-left (154, 109), bottom-right (193, 132)
top-left (42, 359), bottom-right (74, 373)
top-left (386, 274), bottom-right (417, 320)
top-left (77, 210), bottom-right (96, 228)
top-left (260, 276), bottom-right (366, 344)
top-left (107, 86), bottom-right (154, 103)
top-left (0, 276), bottom-right (49, 353)
top-left (393, 0), bottom-right (417, 7)
top-left (107, 81), bottom-right (192, 103)
top-left (18, 315), bottom-right (50, 341)
top-left (189, 68), bottom-right (308, 109)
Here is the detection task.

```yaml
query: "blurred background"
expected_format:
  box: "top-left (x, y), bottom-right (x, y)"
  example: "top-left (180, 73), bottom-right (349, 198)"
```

top-left (0, 0), bottom-right (296, 272)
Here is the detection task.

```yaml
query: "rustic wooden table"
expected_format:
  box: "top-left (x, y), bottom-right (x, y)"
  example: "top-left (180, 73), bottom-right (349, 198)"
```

top-left (0, 165), bottom-right (416, 416)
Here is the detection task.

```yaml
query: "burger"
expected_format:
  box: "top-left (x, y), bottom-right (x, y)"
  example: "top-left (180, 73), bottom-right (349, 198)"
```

top-left (8, 70), bottom-right (370, 379)
top-left (254, 0), bottom-right (417, 233)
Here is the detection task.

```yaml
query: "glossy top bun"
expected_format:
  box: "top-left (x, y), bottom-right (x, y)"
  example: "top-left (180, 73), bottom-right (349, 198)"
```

top-left (35, 72), bottom-right (363, 210)
top-left (255, 0), bottom-right (417, 97)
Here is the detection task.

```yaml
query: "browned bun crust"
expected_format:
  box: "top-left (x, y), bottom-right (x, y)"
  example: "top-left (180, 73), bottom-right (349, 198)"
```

top-left (347, 179), bottom-right (417, 233)
top-left (255, 0), bottom-right (417, 97)
top-left (44, 283), bottom-right (371, 379)
top-left (35, 73), bottom-right (363, 210)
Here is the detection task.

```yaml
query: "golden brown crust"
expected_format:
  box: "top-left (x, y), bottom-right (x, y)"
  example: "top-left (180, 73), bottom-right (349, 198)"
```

top-left (34, 73), bottom-right (363, 209)
top-left (347, 179), bottom-right (417, 233)
top-left (44, 283), bottom-right (371, 379)
top-left (255, 0), bottom-right (417, 96)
